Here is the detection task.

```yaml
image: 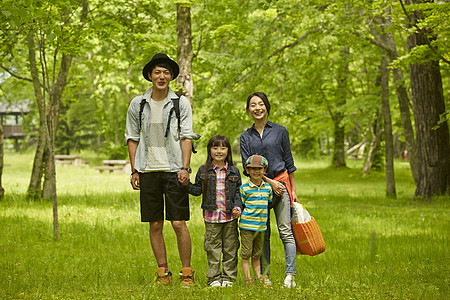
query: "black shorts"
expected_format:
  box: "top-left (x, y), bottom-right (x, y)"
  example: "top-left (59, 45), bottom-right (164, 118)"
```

top-left (139, 172), bottom-right (190, 222)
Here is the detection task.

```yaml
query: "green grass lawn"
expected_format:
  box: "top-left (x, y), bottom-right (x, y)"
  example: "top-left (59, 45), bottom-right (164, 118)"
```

top-left (1, 151), bottom-right (448, 299)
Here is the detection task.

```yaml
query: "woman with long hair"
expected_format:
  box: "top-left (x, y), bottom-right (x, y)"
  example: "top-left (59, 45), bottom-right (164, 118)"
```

top-left (240, 92), bottom-right (298, 288)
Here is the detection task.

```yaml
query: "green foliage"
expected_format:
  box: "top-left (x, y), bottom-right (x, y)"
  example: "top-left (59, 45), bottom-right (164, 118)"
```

top-left (1, 0), bottom-right (91, 58)
top-left (1, 0), bottom-right (448, 172)
top-left (55, 98), bottom-right (99, 154)
top-left (391, 1), bottom-right (450, 67)
top-left (297, 137), bottom-right (320, 159)
top-left (433, 109), bottom-right (450, 130)
top-left (1, 0), bottom-right (167, 158)
top-left (393, 43), bottom-right (441, 68)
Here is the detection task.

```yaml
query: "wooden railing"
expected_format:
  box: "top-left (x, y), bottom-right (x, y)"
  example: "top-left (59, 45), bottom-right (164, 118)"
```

top-left (3, 125), bottom-right (26, 138)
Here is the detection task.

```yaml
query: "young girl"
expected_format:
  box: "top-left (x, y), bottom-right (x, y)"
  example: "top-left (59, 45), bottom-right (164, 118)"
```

top-left (185, 135), bottom-right (243, 287)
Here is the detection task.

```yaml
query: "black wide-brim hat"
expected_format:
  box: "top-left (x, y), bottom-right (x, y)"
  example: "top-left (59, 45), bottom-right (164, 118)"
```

top-left (142, 53), bottom-right (179, 82)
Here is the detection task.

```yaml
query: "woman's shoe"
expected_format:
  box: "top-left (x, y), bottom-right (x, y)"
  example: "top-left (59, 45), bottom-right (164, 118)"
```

top-left (283, 275), bottom-right (296, 288)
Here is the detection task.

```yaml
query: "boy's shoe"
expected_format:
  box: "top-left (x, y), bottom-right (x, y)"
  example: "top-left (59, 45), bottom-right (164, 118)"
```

top-left (263, 276), bottom-right (272, 286)
top-left (244, 278), bottom-right (254, 286)
top-left (258, 277), bottom-right (270, 288)
top-left (283, 275), bottom-right (296, 288)
top-left (154, 267), bottom-right (172, 286)
top-left (179, 267), bottom-right (195, 288)
top-left (209, 280), bottom-right (221, 287)
top-left (222, 280), bottom-right (233, 287)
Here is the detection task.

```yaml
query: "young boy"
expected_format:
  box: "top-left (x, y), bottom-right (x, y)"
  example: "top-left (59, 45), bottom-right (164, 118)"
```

top-left (238, 155), bottom-right (273, 284)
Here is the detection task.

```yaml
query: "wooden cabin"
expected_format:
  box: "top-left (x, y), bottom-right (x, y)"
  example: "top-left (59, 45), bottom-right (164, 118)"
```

top-left (0, 102), bottom-right (30, 151)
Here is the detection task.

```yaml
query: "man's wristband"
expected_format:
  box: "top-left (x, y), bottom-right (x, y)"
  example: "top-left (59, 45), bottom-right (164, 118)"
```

top-left (131, 170), bottom-right (138, 177)
top-left (181, 167), bottom-right (192, 173)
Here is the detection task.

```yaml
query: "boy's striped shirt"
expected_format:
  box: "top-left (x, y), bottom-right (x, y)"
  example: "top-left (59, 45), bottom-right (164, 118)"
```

top-left (238, 180), bottom-right (273, 232)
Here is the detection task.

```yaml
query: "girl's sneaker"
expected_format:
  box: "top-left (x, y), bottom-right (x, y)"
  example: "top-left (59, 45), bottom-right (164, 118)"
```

top-left (283, 275), bottom-right (296, 288)
top-left (244, 278), bottom-right (253, 285)
top-left (209, 280), bottom-right (221, 287)
top-left (222, 280), bottom-right (233, 287)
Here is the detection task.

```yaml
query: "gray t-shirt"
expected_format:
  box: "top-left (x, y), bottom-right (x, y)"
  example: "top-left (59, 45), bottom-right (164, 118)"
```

top-left (145, 98), bottom-right (170, 171)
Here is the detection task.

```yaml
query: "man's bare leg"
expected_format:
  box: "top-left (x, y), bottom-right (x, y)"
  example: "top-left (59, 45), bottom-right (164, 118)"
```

top-left (149, 220), bottom-right (167, 266)
top-left (171, 220), bottom-right (191, 267)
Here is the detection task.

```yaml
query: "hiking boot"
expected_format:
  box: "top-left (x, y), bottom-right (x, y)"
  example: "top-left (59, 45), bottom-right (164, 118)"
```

top-left (179, 267), bottom-right (195, 288)
top-left (154, 267), bottom-right (172, 286)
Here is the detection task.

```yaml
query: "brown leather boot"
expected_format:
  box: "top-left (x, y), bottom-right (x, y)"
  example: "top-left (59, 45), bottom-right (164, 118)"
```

top-left (179, 267), bottom-right (195, 288)
top-left (154, 267), bottom-right (172, 286)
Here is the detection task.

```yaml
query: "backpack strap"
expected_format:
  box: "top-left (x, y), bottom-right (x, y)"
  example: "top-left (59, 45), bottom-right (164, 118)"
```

top-left (138, 98), bottom-right (146, 132)
top-left (165, 93), bottom-right (182, 138)
top-left (165, 93), bottom-right (197, 154)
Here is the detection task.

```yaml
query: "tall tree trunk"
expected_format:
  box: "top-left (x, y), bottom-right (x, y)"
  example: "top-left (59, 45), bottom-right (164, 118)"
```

top-left (331, 47), bottom-right (349, 168)
top-left (332, 115), bottom-right (346, 167)
top-left (362, 108), bottom-right (383, 173)
top-left (51, 53), bottom-right (73, 134)
top-left (44, 2), bottom-right (87, 239)
top-left (40, 49), bottom-right (73, 241)
top-left (27, 28), bottom-right (59, 239)
top-left (367, 9), bottom-right (419, 186)
top-left (176, 3), bottom-right (194, 105)
top-left (391, 67), bottom-right (419, 184)
top-left (42, 54), bottom-right (73, 199)
top-left (42, 106), bottom-right (59, 239)
top-left (0, 123), bottom-right (4, 199)
top-left (28, 3), bottom-right (86, 202)
top-left (27, 31), bottom-right (46, 198)
top-left (406, 0), bottom-right (450, 198)
top-left (380, 57), bottom-right (396, 198)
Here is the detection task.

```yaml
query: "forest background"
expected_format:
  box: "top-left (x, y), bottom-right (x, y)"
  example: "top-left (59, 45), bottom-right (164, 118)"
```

top-left (0, 1), bottom-right (449, 298)
top-left (0, 1), bottom-right (449, 231)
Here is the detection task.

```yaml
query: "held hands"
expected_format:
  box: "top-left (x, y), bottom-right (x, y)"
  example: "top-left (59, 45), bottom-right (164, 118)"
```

top-left (130, 170), bottom-right (190, 188)
top-left (178, 169), bottom-right (190, 185)
top-left (232, 207), bottom-right (241, 219)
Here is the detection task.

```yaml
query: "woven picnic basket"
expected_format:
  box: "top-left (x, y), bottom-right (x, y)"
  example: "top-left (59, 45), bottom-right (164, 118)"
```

top-left (291, 203), bottom-right (325, 256)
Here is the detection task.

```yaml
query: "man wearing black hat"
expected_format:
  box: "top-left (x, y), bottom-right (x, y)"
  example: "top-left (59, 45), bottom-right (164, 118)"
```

top-left (125, 53), bottom-right (199, 287)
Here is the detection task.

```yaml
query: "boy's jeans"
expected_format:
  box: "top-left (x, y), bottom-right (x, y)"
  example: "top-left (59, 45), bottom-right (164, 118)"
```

top-left (261, 185), bottom-right (297, 276)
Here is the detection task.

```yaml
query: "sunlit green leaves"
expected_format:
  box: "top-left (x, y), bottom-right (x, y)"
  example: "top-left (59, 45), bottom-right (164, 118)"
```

top-left (392, 1), bottom-right (450, 65)
top-left (1, 0), bottom-right (448, 160)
